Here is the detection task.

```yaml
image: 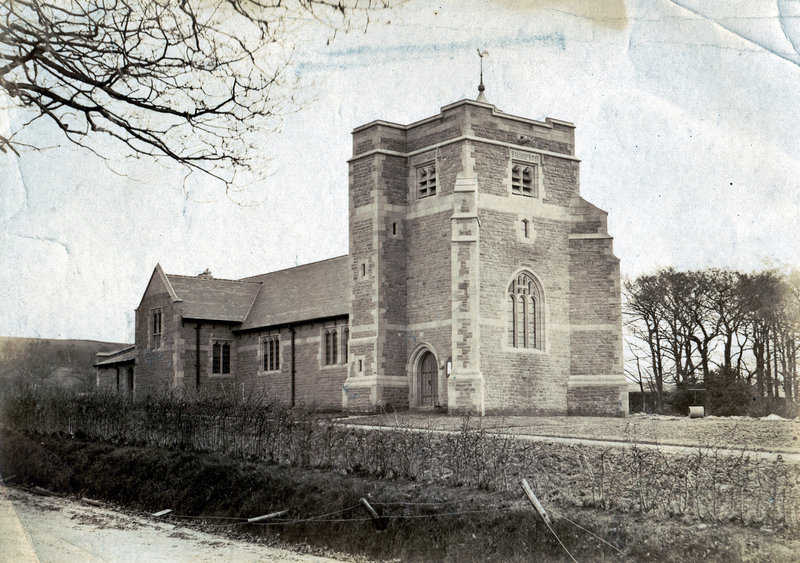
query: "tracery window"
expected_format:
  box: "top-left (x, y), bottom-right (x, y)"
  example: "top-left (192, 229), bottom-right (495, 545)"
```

top-left (507, 272), bottom-right (543, 350)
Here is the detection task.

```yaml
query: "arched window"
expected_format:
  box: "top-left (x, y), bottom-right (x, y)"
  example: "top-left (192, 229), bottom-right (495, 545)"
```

top-left (508, 272), bottom-right (543, 350)
top-left (323, 326), bottom-right (345, 366)
top-left (508, 295), bottom-right (516, 346)
top-left (261, 334), bottom-right (279, 372)
top-left (325, 330), bottom-right (333, 365)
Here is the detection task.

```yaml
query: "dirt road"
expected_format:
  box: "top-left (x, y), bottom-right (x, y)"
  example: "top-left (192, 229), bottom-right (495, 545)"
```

top-left (0, 482), bottom-right (351, 563)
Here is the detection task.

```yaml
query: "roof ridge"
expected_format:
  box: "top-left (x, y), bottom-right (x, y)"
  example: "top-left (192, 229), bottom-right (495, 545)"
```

top-left (240, 254), bottom-right (348, 281)
top-left (166, 273), bottom-right (262, 284)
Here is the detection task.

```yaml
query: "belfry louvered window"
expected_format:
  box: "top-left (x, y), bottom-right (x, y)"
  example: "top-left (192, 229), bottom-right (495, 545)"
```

top-left (417, 164), bottom-right (437, 198)
top-left (511, 164), bottom-right (535, 196)
top-left (507, 272), bottom-right (543, 350)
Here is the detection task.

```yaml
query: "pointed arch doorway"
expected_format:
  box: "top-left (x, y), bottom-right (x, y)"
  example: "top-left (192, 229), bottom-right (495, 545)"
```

top-left (418, 351), bottom-right (438, 407)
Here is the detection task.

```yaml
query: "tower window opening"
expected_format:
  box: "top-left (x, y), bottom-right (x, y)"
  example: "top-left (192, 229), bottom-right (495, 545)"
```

top-left (417, 164), bottom-right (437, 198)
top-left (511, 164), bottom-right (535, 197)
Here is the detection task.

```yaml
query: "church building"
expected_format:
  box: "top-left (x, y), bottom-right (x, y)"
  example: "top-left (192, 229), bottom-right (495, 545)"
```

top-left (97, 94), bottom-right (628, 416)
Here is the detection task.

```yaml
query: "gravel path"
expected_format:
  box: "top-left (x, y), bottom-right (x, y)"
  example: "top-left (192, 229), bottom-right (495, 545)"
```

top-left (0, 481), bottom-right (351, 563)
top-left (345, 412), bottom-right (800, 456)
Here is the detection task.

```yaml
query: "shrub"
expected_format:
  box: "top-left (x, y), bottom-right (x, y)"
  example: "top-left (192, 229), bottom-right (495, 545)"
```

top-left (707, 373), bottom-right (751, 416)
top-left (1, 385), bottom-right (798, 528)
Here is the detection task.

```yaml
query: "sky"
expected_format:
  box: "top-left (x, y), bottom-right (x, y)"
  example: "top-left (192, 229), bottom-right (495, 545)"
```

top-left (1, 0), bottom-right (799, 344)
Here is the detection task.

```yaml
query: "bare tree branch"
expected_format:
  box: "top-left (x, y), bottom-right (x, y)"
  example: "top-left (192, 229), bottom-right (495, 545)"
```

top-left (0, 0), bottom-right (397, 191)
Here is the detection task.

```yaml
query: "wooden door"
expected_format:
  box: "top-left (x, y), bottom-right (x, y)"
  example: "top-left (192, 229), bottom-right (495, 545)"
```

top-left (420, 352), bottom-right (437, 406)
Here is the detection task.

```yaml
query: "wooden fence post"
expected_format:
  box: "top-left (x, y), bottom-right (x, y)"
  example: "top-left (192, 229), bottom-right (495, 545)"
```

top-left (359, 497), bottom-right (386, 531)
top-left (521, 479), bottom-right (551, 525)
top-left (247, 509), bottom-right (289, 523)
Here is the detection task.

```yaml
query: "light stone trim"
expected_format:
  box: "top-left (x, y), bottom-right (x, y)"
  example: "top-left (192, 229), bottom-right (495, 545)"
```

top-left (351, 99), bottom-right (574, 134)
top-left (349, 334), bottom-right (378, 342)
top-left (480, 193), bottom-right (571, 221)
top-left (409, 149), bottom-right (437, 167)
top-left (568, 233), bottom-right (614, 240)
top-left (569, 323), bottom-right (620, 331)
top-left (407, 194), bottom-right (454, 220)
top-left (386, 320), bottom-right (451, 332)
top-left (510, 149), bottom-right (541, 164)
top-left (343, 374), bottom-right (408, 386)
top-left (567, 375), bottom-right (628, 386)
top-left (348, 134), bottom-right (581, 164)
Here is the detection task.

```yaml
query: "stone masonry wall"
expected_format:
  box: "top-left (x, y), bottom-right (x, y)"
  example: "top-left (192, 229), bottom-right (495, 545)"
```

top-left (567, 233), bottom-right (626, 417)
top-left (377, 154), bottom-right (408, 382)
top-left (474, 130), bottom-right (575, 414)
top-left (233, 319), bottom-right (348, 410)
top-left (479, 207), bottom-right (572, 414)
top-left (134, 278), bottom-right (176, 396)
top-left (96, 367), bottom-right (118, 392)
top-left (178, 322), bottom-right (236, 394)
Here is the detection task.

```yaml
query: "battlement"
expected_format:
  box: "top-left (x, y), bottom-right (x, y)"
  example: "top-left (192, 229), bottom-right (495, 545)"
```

top-left (351, 99), bottom-right (575, 160)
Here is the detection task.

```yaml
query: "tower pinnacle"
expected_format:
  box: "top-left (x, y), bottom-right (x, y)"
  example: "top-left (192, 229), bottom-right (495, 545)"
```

top-left (477, 49), bottom-right (489, 102)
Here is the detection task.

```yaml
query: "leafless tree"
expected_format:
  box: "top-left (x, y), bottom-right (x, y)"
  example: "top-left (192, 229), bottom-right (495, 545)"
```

top-left (0, 0), bottom-right (394, 189)
top-left (626, 267), bottom-right (800, 415)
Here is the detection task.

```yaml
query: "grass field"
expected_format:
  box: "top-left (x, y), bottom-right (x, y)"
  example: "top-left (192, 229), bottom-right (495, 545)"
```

top-left (348, 412), bottom-right (800, 453)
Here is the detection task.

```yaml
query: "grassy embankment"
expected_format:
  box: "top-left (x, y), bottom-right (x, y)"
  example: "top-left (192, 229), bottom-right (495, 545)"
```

top-left (1, 387), bottom-right (799, 562)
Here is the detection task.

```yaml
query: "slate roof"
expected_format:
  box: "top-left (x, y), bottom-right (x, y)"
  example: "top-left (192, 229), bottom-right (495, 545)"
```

top-left (95, 345), bottom-right (136, 367)
top-left (238, 255), bottom-right (350, 330)
top-left (166, 275), bottom-right (261, 323)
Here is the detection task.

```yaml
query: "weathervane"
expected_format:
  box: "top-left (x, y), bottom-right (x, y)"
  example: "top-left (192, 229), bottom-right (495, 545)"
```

top-left (477, 48), bottom-right (489, 102)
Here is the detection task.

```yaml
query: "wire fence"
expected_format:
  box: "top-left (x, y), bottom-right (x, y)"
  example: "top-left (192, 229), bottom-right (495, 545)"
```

top-left (137, 480), bottom-right (625, 562)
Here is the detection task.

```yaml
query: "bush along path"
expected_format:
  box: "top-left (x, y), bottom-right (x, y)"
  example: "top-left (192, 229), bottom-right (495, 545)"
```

top-left (2, 426), bottom-right (799, 563)
top-left (2, 388), bottom-right (798, 528)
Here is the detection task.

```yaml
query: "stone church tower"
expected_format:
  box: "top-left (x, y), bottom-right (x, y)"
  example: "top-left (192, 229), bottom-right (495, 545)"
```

top-left (344, 97), bottom-right (627, 416)
top-left (101, 94), bottom-right (627, 417)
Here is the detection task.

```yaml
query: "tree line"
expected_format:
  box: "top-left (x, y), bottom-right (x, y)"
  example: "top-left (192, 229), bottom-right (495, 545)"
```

top-left (624, 268), bottom-right (799, 416)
